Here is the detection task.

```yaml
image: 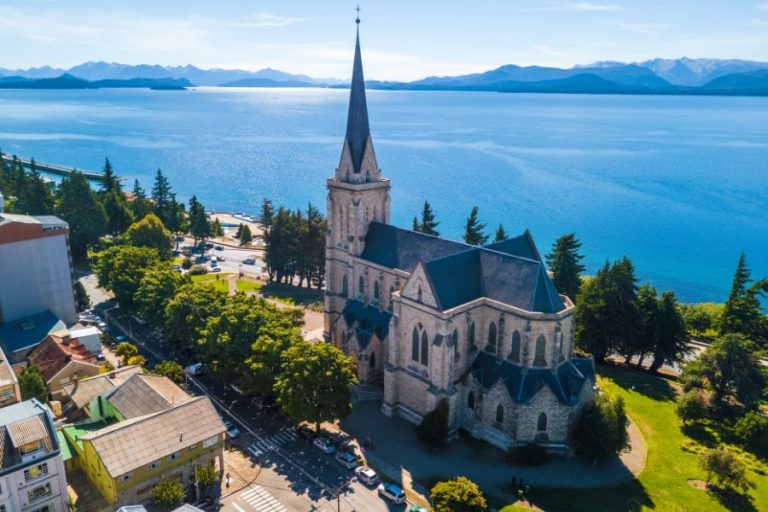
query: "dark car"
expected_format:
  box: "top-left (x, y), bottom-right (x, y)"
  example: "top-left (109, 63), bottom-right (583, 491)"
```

top-left (297, 425), bottom-right (315, 441)
top-left (215, 245), bottom-right (224, 251)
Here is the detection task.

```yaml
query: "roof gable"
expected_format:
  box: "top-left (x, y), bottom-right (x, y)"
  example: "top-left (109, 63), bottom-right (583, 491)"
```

top-left (360, 222), bottom-right (468, 272)
top-left (28, 334), bottom-right (98, 382)
top-left (108, 374), bottom-right (190, 419)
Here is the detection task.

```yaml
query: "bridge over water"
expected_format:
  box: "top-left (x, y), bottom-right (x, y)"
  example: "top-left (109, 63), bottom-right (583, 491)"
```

top-left (1, 154), bottom-right (112, 182)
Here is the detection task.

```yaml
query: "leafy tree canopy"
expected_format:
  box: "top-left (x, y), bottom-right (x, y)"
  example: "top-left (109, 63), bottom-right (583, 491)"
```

top-left (431, 476), bottom-right (487, 512)
top-left (573, 394), bottom-right (630, 461)
top-left (19, 365), bottom-right (48, 403)
top-left (153, 361), bottom-right (184, 383)
top-left (121, 213), bottom-right (173, 260)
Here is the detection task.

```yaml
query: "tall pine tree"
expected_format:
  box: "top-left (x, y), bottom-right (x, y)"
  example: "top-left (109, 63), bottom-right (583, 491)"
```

top-left (546, 233), bottom-right (586, 301)
top-left (56, 171), bottom-right (107, 260)
top-left (416, 201), bottom-right (440, 236)
top-left (462, 206), bottom-right (488, 245)
top-left (151, 169), bottom-right (172, 225)
top-left (494, 224), bottom-right (508, 242)
top-left (721, 252), bottom-right (767, 346)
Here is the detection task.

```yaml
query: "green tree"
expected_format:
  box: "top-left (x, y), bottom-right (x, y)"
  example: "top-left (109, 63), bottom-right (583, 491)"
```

top-left (164, 283), bottom-right (227, 352)
top-left (74, 281), bottom-right (91, 312)
top-left (211, 217), bottom-right (224, 237)
top-left (150, 477), bottom-right (186, 510)
top-left (683, 333), bottom-right (767, 412)
top-left (188, 195), bottom-right (211, 247)
top-left (721, 253), bottom-right (767, 347)
top-left (18, 365), bottom-right (48, 403)
top-left (95, 246), bottom-right (160, 310)
top-left (114, 342), bottom-right (138, 364)
top-left (633, 283), bottom-right (659, 366)
top-left (648, 291), bottom-right (689, 373)
top-left (135, 264), bottom-right (188, 327)
top-left (129, 179), bottom-right (153, 220)
top-left (245, 329), bottom-right (303, 398)
top-left (546, 233), bottom-right (586, 302)
top-left (416, 398), bottom-right (449, 446)
top-left (127, 354), bottom-right (147, 367)
top-left (151, 169), bottom-right (172, 226)
top-left (699, 448), bottom-right (752, 492)
top-left (275, 341), bottom-right (358, 431)
top-left (675, 390), bottom-right (708, 425)
top-left (121, 213), bottom-right (173, 259)
top-left (240, 224), bottom-right (253, 246)
top-left (572, 394), bottom-right (630, 461)
top-left (494, 223), bottom-right (508, 242)
top-left (25, 161), bottom-right (55, 215)
top-left (260, 198), bottom-right (274, 228)
top-left (462, 206), bottom-right (488, 245)
top-left (103, 190), bottom-right (134, 236)
top-left (414, 200), bottom-right (440, 236)
top-left (431, 476), bottom-right (487, 512)
top-left (100, 158), bottom-right (120, 195)
top-left (733, 411), bottom-right (768, 448)
top-left (56, 171), bottom-right (107, 260)
top-left (412, 216), bottom-right (420, 231)
top-left (153, 361), bottom-right (184, 384)
top-left (195, 463), bottom-right (220, 497)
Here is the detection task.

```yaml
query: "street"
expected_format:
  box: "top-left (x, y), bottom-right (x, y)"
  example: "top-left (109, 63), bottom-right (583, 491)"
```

top-left (80, 273), bottom-right (404, 512)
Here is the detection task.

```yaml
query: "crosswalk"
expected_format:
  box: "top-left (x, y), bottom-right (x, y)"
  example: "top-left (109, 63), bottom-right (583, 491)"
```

top-left (246, 427), bottom-right (297, 457)
top-left (237, 485), bottom-right (288, 512)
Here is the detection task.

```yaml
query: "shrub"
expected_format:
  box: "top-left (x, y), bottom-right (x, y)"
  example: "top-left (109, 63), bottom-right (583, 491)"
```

top-left (676, 390), bottom-right (708, 424)
top-left (732, 411), bottom-right (768, 448)
top-left (181, 256), bottom-right (193, 270)
top-left (699, 447), bottom-right (753, 492)
top-left (573, 394), bottom-right (630, 461)
top-left (507, 443), bottom-right (548, 465)
top-left (150, 477), bottom-right (186, 510)
top-left (189, 265), bottom-right (208, 275)
top-left (431, 476), bottom-right (487, 512)
top-left (416, 399), bottom-right (449, 447)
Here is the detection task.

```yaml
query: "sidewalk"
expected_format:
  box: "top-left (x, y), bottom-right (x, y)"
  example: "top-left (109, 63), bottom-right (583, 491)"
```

top-left (340, 401), bottom-right (646, 504)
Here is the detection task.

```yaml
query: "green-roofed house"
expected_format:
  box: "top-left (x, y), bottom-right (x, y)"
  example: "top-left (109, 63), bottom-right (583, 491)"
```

top-left (324, 19), bottom-right (595, 452)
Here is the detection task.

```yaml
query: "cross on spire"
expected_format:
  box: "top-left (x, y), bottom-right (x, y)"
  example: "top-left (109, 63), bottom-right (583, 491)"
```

top-left (356, 5), bottom-right (361, 24)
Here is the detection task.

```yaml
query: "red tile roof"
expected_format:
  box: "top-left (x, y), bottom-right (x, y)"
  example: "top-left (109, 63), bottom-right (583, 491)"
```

top-left (27, 333), bottom-right (98, 382)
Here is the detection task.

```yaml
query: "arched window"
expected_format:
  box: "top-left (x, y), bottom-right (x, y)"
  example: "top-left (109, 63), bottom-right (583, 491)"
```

top-left (369, 352), bottom-right (376, 368)
top-left (487, 322), bottom-right (497, 353)
top-left (468, 391), bottom-right (475, 409)
top-left (358, 276), bottom-right (365, 298)
top-left (496, 404), bottom-right (505, 425)
top-left (374, 280), bottom-right (380, 303)
top-left (341, 275), bottom-right (348, 297)
top-left (510, 330), bottom-right (521, 363)
top-left (534, 335), bottom-right (547, 366)
top-left (417, 285), bottom-right (423, 303)
top-left (388, 286), bottom-right (395, 311)
top-left (557, 329), bottom-right (564, 361)
top-left (537, 412), bottom-right (548, 432)
top-left (421, 331), bottom-right (429, 366)
top-left (468, 322), bottom-right (476, 347)
top-left (411, 327), bottom-right (419, 362)
top-left (452, 329), bottom-right (460, 362)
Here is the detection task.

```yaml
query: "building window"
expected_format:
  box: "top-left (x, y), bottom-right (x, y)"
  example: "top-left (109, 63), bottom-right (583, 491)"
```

top-left (468, 322), bottom-right (476, 349)
top-left (537, 412), bottom-right (548, 432)
top-left (358, 276), bottom-right (365, 299)
top-left (0, 504), bottom-right (5, 512)
top-left (342, 275), bottom-right (348, 297)
top-left (417, 285), bottom-right (423, 303)
top-left (534, 335), bottom-right (547, 366)
top-left (118, 473), bottom-right (132, 482)
top-left (509, 331), bottom-right (521, 363)
top-left (19, 441), bottom-right (42, 455)
top-left (452, 329), bottom-right (460, 362)
top-left (467, 391), bottom-right (475, 409)
top-left (168, 451), bottom-right (180, 462)
top-left (147, 461), bottom-right (159, 471)
top-left (369, 352), bottom-right (376, 368)
top-left (374, 280), bottom-right (380, 303)
top-left (203, 435), bottom-right (219, 448)
top-left (420, 331), bottom-right (429, 366)
top-left (388, 286), bottom-right (395, 311)
top-left (24, 462), bottom-right (49, 481)
top-left (27, 483), bottom-right (52, 503)
top-left (487, 322), bottom-right (497, 353)
top-left (496, 404), bottom-right (505, 425)
top-left (411, 327), bottom-right (419, 362)
top-left (31, 506), bottom-right (51, 512)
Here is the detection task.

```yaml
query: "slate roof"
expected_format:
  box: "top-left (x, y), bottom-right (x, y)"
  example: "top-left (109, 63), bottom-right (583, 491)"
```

top-left (470, 352), bottom-right (594, 405)
top-left (108, 374), bottom-right (191, 419)
top-left (345, 26), bottom-right (370, 174)
top-left (360, 223), bottom-right (564, 313)
top-left (63, 365), bottom-right (144, 409)
top-left (0, 310), bottom-right (65, 355)
top-left (341, 300), bottom-right (391, 349)
top-left (27, 333), bottom-right (99, 382)
top-left (81, 396), bottom-right (225, 478)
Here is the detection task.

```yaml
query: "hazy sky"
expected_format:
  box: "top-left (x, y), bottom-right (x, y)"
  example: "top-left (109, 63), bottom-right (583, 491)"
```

top-left (2, 0), bottom-right (768, 80)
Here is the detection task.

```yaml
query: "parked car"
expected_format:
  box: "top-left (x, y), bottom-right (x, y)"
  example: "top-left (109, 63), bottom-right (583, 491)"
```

top-left (355, 466), bottom-right (380, 486)
top-left (313, 437), bottom-right (336, 455)
top-left (243, 258), bottom-right (256, 265)
top-left (211, 267), bottom-right (222, 273)
top-left (173, 264), bottom-right (182, 271)
top-left (409, 506), bottom-right (429, 512)
top-left (205, 243), bottom-right (213, 249)
top-left (210, 259), bottom-right (218, 268)
top-left (185, 363), bottom-right (203, 376)
top-left (378, 483), bottom-right (406, 505)
top-left (335, 451), bottom-right (358, 469)
top-left (215, 245), bottom-right (224, 251)
top-left (223, 420), bottom-right (241, 438)
top-left (217, 255), bottom-right (225, 262)
top-left (97, 321), bottom-right (107, 330)
top-left (297, 425), bottom-right (315, 441)
top-left (114, 335), bottom-right (126, 343)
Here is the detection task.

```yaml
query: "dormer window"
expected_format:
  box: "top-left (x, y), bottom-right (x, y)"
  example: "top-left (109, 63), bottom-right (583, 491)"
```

top-left (19, 441), bottom-right (42, 456)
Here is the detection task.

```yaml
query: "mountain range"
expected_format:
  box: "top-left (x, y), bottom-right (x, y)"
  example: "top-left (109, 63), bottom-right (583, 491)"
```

top-left (1, 58), bottom-right (768, 95)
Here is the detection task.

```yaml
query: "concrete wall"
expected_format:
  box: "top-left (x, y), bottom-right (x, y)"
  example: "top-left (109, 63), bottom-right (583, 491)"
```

top-left (0, 454), bottom-right (69, 512)
top-left (0, 235), bottom-right (75, 325)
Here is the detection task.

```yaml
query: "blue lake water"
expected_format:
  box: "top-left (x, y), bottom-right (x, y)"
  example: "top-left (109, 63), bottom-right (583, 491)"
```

top-left (0, 87), bottom-right (766, 303)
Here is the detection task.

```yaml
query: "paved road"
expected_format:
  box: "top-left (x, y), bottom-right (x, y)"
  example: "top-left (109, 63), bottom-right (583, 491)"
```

top-left (79, 275), bottom-right (400, 512)
top-left (176, 236), bottom-right (267, 278)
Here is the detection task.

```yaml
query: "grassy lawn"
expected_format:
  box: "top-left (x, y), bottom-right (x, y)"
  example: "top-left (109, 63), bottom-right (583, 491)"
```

top-left (190, 272), bottom-right (233, 292)
top-left (260, 281), bottom-right (323, 307)
top-left (236, 279), bottom-right (263, 293)
top-left (500, 365), bottom-right (767, 512)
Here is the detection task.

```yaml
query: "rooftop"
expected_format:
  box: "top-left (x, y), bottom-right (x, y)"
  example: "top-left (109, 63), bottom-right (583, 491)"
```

top-left (63, 365), bottom-right (143, 410)
top-left (108, 373), bottom-right (191, 419)
top-left (0, 213), bottom-right (68, 230)
top-left (0, 346), bottom-right (16, 388)
top-left (28, 332), bottom-right (99, 382)
top-left (0, 310), bottom-right (66, 355)
top-left (0, 399), bottom-right (57, 470)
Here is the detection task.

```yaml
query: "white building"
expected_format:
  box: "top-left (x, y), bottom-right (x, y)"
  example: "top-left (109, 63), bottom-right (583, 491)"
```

top-left (0, 399), bottom-right (69, 512)
top-left (0, 213), bottom-right (76, 326)
top-left (324, 20), bottom-right (595, 451)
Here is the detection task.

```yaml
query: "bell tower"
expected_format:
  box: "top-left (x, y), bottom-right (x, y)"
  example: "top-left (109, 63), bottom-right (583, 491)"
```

top-left (324, 12), bottom-right (390, 342)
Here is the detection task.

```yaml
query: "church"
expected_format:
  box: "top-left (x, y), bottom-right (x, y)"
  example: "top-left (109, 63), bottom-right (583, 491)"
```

top-left (324, 19), bottom-right (595, 451)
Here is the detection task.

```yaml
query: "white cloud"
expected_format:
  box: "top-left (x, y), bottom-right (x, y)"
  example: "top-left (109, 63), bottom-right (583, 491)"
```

top-left (615, 22), bottom-right (666, 34)
top-left (228, 13), bottom-right (305, 29)
top-left (573, 2), bottom-right (622, 11)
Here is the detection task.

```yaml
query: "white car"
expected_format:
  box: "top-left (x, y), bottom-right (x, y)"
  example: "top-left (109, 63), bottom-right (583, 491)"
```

top-left (313, 437), bottom-right (336, 454)
top-left (377, 483), bottom-right (406, 505)
top-left (355, 466), bottom-right (379, 486)
top-left (185, 363), bottom-right (203, 376)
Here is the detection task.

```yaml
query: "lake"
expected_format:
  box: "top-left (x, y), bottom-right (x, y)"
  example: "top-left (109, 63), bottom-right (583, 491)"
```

top-left (0, 87), bottom-right (766, 303)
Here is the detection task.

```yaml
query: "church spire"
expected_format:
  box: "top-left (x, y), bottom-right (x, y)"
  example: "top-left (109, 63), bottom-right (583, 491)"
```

top-left (345, 9), bottom-right (371, 175)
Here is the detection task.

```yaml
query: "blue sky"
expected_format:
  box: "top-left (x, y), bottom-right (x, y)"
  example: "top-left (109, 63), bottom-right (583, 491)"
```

top-left (2, 0), bottom-right (768, 80)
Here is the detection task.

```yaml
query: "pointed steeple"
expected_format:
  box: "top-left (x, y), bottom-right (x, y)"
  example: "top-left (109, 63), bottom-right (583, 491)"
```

top-left (345, 18), bottom-right (371, 175)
